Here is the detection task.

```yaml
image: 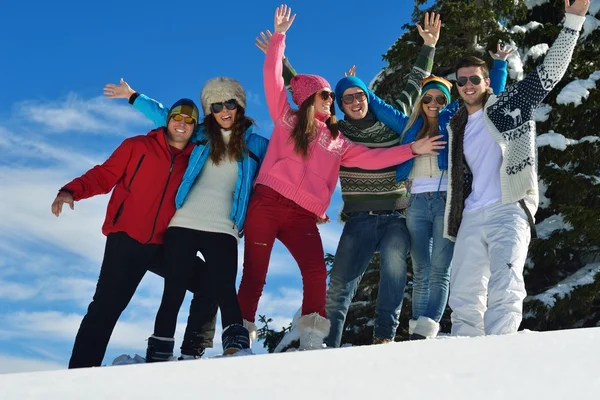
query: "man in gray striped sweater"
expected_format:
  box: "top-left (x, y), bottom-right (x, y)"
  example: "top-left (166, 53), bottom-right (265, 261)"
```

top-left (445, 0), bottom-right (589, 336)
top-left (325, 13), bottom-right (442, 346)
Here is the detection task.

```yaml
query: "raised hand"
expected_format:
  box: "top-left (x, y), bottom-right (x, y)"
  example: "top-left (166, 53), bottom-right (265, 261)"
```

top-left (344, 65), bottom-right (356, 77)
top-left (256, 30), bottom-right (273, 54)
top-left (416, 12), bottom-right (441, 47)
top-left (51, 192), bottom-right (75, 217)
top-left (317, 214), bottom-right (331, 225)
top-left (274, 4), bottom-right (296, 33)
top-left (410, 134), bottom-right (447, 156)
top-left (565, 0), bottom-right (590, 16)
top-left (488, 43), bottom-right (517, 61)
top-left (103, 78), bottom-right (135, 99)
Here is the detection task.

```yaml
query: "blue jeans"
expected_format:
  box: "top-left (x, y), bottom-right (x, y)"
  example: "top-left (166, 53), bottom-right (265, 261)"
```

top-left (406, 192), bottom-right (454, 323)
top-left (325, 211), bottom-right (410, 347)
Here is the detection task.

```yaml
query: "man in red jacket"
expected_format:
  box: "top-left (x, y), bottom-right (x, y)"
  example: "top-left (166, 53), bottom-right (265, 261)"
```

top-left (51, 99), bottom-right (201, 368)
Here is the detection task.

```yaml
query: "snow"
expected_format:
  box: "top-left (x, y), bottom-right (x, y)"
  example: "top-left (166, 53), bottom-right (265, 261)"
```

top-left (506, 45), bottom-right (524, 80)
top-left (368, 63), bottom-right (403, 91)
top-left (591, 0), bottom-right (600, 16)
top-left (537, 131), bottom-right (580, 150)
top-left (583, 15), bottom-right (600, 39)
top-left (2, 328), bottom-right (600, 399)
top-left (535, 214), bottom-right (574, 240)
top-left (534, 103), bottom-right (552, 122)
top-left (510, 21), bottom-right (543, 34)
top-left (523, 43), bottom-right (549, 62)
top-left (556, 71), bottom-right (600, 107)
top-left (538, 179), bottom-right (551, 208)
top-left (527, 263), bottom-right (600, 308)
top-left (525, 0), bottom-right (550, 9)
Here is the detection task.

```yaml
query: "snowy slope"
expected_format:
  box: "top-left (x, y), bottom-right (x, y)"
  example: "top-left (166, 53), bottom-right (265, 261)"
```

top-left (2, 328), bottom-right (600, 399)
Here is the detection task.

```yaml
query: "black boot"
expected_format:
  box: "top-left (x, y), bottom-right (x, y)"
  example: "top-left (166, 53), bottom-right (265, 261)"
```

top-left (145, 336), bottom-right (174, 363)
top-left (222, 324), bottom-right (250, 355)
top-left (179, 331), bottom-right (206, 360)
top-left (409, 333), bottom-right (427, 340)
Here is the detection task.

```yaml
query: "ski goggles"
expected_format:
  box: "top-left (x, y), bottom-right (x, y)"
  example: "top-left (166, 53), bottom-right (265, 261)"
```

top-left (171, 114), bottom-right (196, 125)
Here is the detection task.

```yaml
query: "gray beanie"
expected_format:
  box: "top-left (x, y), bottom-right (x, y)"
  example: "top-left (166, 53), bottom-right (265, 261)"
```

top-left (200, 77), bottom-right (246, 116)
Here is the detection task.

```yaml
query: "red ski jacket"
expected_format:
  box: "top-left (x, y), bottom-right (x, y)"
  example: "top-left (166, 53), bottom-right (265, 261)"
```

top-left (60, 128), bottom-right (193, 245)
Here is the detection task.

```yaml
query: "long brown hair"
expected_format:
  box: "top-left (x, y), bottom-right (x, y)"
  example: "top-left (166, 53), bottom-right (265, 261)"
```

top-left (291, 94), bottom-right (338, 158)
top-left (202, 107), bottom-right (254, 164)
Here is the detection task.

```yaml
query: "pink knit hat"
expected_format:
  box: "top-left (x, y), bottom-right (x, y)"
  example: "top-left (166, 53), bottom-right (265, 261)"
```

top-left (290, 74), bottom-right (331, 106)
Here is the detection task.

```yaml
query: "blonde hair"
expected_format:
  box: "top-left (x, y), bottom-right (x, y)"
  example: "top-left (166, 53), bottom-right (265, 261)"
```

top-left (401, 94), bottom-right (439, 142)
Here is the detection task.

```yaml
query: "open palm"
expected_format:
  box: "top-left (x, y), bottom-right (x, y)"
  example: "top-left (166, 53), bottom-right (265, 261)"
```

top-left (416, 12), bottom-right (441, 47)
top-left (274, 4), bottom-right (296, 33)
top-left (565, 0), bottom-right (590, 16)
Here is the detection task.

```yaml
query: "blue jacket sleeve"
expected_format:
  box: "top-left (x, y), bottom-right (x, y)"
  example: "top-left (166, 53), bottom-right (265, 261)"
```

top-left (489, 59), bottom-right (508, 95)
top-left (131, 93), bottom-right (170, 128)
top-left (366, 90), bottom-right (410, 135)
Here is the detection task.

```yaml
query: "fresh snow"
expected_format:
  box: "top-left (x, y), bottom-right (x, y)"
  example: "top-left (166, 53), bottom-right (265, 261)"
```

top-left (525, 0), bottom-right (550, 9)
top-left (535, 214), bottom-right (574, 240)
top-left (556, 71), bottom-right (600, 106)
top-left (538, 179), bottom-right (551, 208)
top-left (534, 103), bottom-right (552, 122)
top-left (527, 263), bottom-right (600, 308)
top-left (583, 15), bottom-right (600, 39)
top-left (523, 43), bottom-right (549, 62)
top-left (510, 21), bottom-right (543, 34)
top-left (536, 131), bottom-right (600, 150)
top-left (2, 328), bottom-right (600, 399)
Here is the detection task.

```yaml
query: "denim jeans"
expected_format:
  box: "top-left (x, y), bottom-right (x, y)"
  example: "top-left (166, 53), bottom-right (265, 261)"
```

top-left (406, 192), bottom-right (454, 323)
top-left (325, 211), bottom-right (410, 347)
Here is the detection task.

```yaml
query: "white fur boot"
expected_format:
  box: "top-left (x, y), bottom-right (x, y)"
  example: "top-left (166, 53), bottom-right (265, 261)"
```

top-left (243, 319), bottom-right (257, 347)
top-left (408, 319), bottom-right (418, 336)
top-left (412, 316), bottom-right (440, 339)
top-left (297, 313), bottom-right (330, 351)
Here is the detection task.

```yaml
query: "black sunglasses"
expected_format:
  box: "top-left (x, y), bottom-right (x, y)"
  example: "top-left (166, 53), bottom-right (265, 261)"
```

top-left (318, 91), bottom-right (335, 101)
top-left (422, 95), bottom-right (447, 105)
top-left (210, 99), bottom-right (238, 114)
top-left (456, 75), bottom-right (483, 87)
top-left (341, 91), bottom-right (366, 105)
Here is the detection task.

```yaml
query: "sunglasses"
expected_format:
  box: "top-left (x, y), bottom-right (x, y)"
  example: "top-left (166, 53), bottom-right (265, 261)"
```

top-left (456, 75), bottom-right (483, 87)
top-left (422, 95), bottom-right (447, 105)
top-left (341, 91), bottom-right (366, 105)
top-left (210, 99), bottom-right (238, 114)
top-left (318, 91), bottom-right (336, 101)
top-left (171, 114), bottom-right (196, 125)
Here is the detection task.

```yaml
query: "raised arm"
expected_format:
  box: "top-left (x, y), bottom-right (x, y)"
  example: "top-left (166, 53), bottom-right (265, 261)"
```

top-left (366, 89), bottom-right (410, 134)
top-left (104, 78), bottom-right (169, 128)
top-left (263, 5), bottom-right (296, 121)
top-left (488, 43), bottom-right (515, 94)
top-left (256, 29), bottom-right (297, 93)
top-left (392, 12), bottom-right (441, 114)
top-left (493, 1), bottom-right (587, 110)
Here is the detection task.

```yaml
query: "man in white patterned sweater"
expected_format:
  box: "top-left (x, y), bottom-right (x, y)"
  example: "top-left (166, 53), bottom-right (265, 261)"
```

top-left (444, 0), bottom-right (590, 336)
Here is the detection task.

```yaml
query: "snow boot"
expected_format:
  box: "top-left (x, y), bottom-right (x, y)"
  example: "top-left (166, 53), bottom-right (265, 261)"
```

top-left (410, 316), bottom-right (440, 340)
top-left (222, 324), bottom-right (251, 355)
top-left (298, 313), bottom-right (330, 351)
top-left (372, 337), bottom-right (393, 345)
top-left (243, 319), bottom-right (257, 347)
top-left (179, 331), bottom-right (206, 360)
top-left (145, 335), bottom-right (174, 363)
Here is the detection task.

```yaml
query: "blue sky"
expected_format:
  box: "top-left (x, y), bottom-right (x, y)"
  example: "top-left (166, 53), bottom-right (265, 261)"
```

top-left (0, 0), bottom-right (423, 372)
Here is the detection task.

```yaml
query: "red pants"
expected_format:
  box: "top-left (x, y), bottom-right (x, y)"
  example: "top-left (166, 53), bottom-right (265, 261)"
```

top-left (238, 185), bottom-right (327, 322)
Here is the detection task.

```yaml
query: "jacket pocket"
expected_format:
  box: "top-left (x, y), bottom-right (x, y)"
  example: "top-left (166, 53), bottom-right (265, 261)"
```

top-left (128, 154), bottom-right (146, 191)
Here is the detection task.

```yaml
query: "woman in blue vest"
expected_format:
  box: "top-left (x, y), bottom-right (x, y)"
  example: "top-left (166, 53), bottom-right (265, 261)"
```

top-left (104, 77), bottom-right (268, 359)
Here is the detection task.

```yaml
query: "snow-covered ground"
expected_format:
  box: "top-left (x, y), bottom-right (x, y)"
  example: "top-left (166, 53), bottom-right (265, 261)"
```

top-left (2, 328), bottom-right (600, 399)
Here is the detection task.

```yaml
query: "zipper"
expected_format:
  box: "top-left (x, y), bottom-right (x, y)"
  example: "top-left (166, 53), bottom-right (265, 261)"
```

top-left (175, 142), bottom-right (208, 206)
top-left (231, 156), bottom-right (245, 229)
top-left (145, 153), bottom-right (175, 244)
top-left (128, 154), bottom-right (146, 190)
top-left (112, 201), bottom-right (125, 225)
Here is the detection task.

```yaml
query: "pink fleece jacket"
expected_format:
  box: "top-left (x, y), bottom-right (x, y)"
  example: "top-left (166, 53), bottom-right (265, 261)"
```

top-left (255, 32), bottom-right (417, 218)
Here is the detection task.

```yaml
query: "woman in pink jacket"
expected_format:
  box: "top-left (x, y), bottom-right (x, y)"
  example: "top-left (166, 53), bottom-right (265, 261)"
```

top-left (237, 4), bottom-right (445, 350)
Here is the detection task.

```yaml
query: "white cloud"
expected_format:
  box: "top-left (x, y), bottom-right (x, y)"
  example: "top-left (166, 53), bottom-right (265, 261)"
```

top-left (15, 94), bottom-right (152, 134)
